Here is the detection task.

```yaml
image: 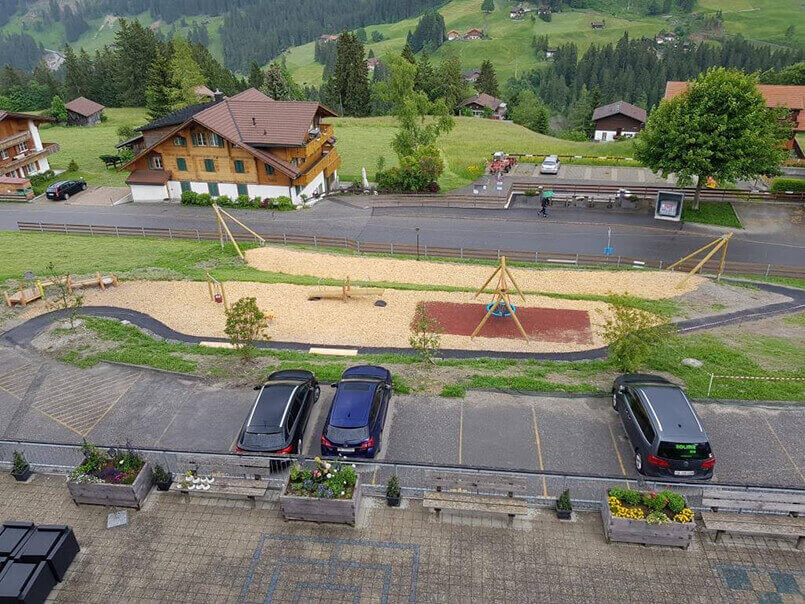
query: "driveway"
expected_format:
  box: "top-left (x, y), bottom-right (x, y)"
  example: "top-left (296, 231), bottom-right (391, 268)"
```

top-left (32, 186), bottom-right (130, 207)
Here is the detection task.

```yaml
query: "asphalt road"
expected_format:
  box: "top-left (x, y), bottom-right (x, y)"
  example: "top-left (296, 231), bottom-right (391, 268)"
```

top-left (3, 196), bottom-right (804, 266)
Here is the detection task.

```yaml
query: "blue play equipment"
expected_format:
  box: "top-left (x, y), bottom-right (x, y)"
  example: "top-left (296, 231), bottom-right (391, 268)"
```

top-left (486, 300), bottom-right (515, 317)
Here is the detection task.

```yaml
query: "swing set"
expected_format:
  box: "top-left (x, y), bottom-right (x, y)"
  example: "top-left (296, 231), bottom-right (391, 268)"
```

top-left (212, 204), bottom-right (265, 261)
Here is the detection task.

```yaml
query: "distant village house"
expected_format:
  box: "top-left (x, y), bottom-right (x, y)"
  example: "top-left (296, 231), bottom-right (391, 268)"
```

top-left (591, 20), bottom-right (605, 29)
top-left (591, 101), bottom-right (646, 141)
top-left (458, 93), bottom-right (507, 120)
top-left (462, 68), bottom-right (481, 84)
top-left (318, 34), bottom-right (340, 43)
top-left (366, 57), bottom-right (381, 73)
top-left (447, 30), bottom-right (461, 41)
top-left (465, 28), bottom-right (484, 40)
top-left (65, 97), bottom-right (105, 126)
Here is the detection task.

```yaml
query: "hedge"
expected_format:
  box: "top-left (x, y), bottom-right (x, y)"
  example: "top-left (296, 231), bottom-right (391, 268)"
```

top-left (180, 191), bottom-right (295, 210)
top-left (769, 178), bottom-right (805, 193)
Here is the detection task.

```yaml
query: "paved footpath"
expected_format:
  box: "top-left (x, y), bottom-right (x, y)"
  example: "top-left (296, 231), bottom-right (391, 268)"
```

top-left (1, 473), bottom-right (803, 603)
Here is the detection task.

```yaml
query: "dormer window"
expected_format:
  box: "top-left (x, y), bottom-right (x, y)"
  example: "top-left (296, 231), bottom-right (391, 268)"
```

top-left (191, 132), bottom-right (207, 146)
top-left (209, 133), bottom-right (224, 147)
top-left (148, 154), bottom-right (163, 170)
top-left (173, 135), bottom-right (187, 147)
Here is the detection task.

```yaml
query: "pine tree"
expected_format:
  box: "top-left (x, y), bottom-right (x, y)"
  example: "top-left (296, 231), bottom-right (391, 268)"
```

top-left (330, 32), bottom-right (370, 116)
top-left (475, 60), bottom-right (499, 97)
top-left (145, 45), bottom-right (175, 120)
top-left (169, 37), bottom-right (206, 109)
top-left (438, 53), bottom-right (469, 109)
top-left (47, 95), bottom-right (67, 122)
top-left (414, 52), bottom-right (439, 101)
top-left (114, 19), bottom-right (158, 107)
top-left (248, 61), bottom-right (264, 89)
top-left (401, 43), bottom-right (416, 64)
top-left (261, 63), bottom-right (291, 100)
top-left (481, 0), bottom-right (495, 12)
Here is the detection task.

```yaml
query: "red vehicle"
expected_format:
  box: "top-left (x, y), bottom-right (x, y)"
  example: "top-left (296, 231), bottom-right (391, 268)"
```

top-left (488, 151), bottom-right (516, 175)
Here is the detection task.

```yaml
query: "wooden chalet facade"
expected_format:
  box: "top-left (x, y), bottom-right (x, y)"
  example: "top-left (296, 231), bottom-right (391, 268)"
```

top-left (591, 101), bottom-right (646, 141)
top-left (122, 88), bottom-right (341, 204)
top-left (65, 97), bottom-right (105, 126)
top-left (0, 111), bottom-right (59, 179)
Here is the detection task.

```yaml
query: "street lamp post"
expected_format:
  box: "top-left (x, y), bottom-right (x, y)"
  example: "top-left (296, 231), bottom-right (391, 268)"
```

top-left (415, 227), bottom-right (420, 260)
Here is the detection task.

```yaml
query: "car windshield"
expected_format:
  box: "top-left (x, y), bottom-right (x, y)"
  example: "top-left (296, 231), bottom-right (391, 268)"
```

top-left (657, 441), bottom-right (712, 460)
top-left (543, 158), bottom-right (556, 165)
top-left (240, 431), bottom-right (286, 450)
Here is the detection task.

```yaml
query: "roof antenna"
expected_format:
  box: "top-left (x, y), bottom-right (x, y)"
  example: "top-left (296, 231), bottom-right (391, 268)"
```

top-left (252, 117), bottom-right (256, 126)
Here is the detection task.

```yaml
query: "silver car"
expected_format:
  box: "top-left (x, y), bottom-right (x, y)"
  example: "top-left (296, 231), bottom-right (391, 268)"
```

top-left (540, 155), bottom-right (560, 174)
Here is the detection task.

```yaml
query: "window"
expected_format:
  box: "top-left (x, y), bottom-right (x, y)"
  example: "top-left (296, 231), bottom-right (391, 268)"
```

top-left (658, 441), bottom-right (712, 461)
top-left (628, 391), bottom-right (655, 443)
top-left (208, 182), bottom-right (219, 197)
top-left (369, 387), bottom-right (384, 425)
top-left (176, 158), bottom-right (187, 171)
top-left (191, 132), bottom-right (207, 146)
top-left (149, 155), bottom-right (163, 170)
top-left (18, 141), bottom-right (28, 152)
top-left (237, 183), bottom-right (248, 196)
top-left (0, 149), bottom-right (7, 160)
top-left (180, 181), bottom-right (191, 192)
top-left (287, 391), bottom-right (305, 430)
top-left (204, 158), bottom-right (215, 172)
top-left (264, 164), bottom-right (274, 176)
top-left (173, 136), bottom-right (187, 147)
top-left (234, 160), bottom-right (245, 173)
top-left (209, 133), bottom-right (224, 147)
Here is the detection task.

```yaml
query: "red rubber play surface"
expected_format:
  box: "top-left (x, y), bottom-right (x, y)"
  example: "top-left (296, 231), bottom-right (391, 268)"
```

top-left (420, 301), bottom-right (594, 343)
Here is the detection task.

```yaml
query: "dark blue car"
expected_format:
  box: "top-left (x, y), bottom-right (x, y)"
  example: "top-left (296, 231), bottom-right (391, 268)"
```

top-left (320, 365), bottom-right (392, 458)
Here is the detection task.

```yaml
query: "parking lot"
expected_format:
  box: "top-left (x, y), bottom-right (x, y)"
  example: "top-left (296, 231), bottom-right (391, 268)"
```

top-left (1, 344), bottom-right (803, 490)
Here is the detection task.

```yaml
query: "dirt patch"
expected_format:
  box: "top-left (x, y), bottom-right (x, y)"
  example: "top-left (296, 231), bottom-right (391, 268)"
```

top-left (675, 279), bottom-right (792, 319)
top-left (245, 246), bottom-right (703, 299)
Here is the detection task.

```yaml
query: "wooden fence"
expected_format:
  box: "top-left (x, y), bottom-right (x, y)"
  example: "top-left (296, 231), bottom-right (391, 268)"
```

top-left (17, 221), bottom-right (805, 280)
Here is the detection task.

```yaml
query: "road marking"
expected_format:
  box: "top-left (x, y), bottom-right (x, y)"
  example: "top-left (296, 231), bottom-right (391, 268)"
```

top-left (607, 423), bottom-right (630, 488)
top-left (761, 414), bottom-right (805, 485)
top-left (82, 375), bottom-right (142, 437)
top-left (372, 466), bottom-right (378, 486)
top-left (457, 401), bottom-right (464, 465)
top-left (531, 406), bottom-right (548, 498)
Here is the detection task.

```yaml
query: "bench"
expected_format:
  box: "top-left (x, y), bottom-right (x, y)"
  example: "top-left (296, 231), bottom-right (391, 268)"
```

top-left (422, 472), bottom-right (529, 526)
top-left (701, 488), bottom-right (805, 550)
top-left (172, 477), bottom-right (270, 508)
top-left (99, 155), bottom-right (123, 169)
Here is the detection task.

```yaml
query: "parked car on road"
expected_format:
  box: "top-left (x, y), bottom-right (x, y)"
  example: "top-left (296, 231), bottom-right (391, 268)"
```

top-left (45, 179), bottom-right (87, 200)
top-left (612, 374), bottom-right (715, 480)
top-left (539, 155), bottom-right (561, 175)
top-left (235, 370), bottom-right (320, 454)
top-left (321, 365), bottom-right (392, 458)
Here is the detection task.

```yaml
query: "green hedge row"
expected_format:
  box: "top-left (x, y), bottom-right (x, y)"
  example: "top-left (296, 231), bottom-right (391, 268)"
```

top-left (770, 178), bottom-right (805, 193)
top-left (180, 191), bottom-right (294, 210)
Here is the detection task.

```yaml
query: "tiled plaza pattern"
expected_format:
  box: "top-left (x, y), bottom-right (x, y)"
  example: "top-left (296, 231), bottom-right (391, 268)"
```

top-left (0, 473), bottom-right (803, 603)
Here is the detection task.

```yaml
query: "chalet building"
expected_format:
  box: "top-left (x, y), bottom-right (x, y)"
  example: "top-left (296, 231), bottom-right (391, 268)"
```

top-left (458, 93), bottom-right (507, 119)
top-left (318, 34), bottom-right (340, 43)
top-left (665, 82), bottom-right (805, 155)
top-left (591, 101), bottom-right (646, 141)
top-left (122, 88), bottom-right (341, 204)
top-left (465, 28), bottom-right (484, 40)
top-left (194, 85), bottom-right (218, 102)
top-left (462, 68), bottom-right (481, 84)
top-left (545, 48), bottom-right (557, 59)
top-left (366, 57), bottom-right (381, 73)
top-left (447, 30), bottom-right (461, 41)
top-left (0, 176), bottom-right (34, 200)
top-left (591, 20), bottom-right (605, 29)
top-left (0, 110), bottom-right (59, 179)
top-left (65, 97), bottom-right (105, 126)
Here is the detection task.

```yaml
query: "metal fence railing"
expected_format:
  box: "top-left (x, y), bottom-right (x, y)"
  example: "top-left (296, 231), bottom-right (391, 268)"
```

top-left (16, 221), bottom-right (805, 280)
top-left (2, 439), bottom-right (804, 513)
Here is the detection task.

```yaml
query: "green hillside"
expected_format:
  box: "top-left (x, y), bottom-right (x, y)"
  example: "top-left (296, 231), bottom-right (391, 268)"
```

top-left (331, 116), bottom-right (634, 190)
top-left (283, 0), bottom-right (805, 87)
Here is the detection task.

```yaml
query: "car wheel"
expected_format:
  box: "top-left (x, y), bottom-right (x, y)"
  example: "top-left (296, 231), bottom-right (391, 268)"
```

top-left (81, 184), bottom-right (87, 191)
top-left (612, 391), bottom-right (618, 411)
top-left (63, 193), bottom-right (69, 200)
top-left (634, 451), bottom-right (644, 474)
top-left (314, 385), bottom-right (321, 401)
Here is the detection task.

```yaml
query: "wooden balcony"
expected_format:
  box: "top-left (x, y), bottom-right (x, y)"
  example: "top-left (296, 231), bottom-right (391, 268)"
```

top-left (0, 142), bottom-right (60, 173)
top-left (293, 148), bottom-right (341, 186)
top-left (0, 131), bottom-right (32, 153)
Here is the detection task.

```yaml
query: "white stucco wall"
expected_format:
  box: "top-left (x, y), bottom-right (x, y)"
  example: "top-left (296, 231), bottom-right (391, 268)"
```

top-left (130, 184), bottom-right (168, 202)
top-left (594, 129), bottom-right (639, 142)
top-left (27, 120), bottom-right (44, 151)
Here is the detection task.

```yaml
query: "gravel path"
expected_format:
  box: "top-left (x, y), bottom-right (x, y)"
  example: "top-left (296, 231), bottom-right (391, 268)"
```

top-left (245, 246), bottom-right (703, 299)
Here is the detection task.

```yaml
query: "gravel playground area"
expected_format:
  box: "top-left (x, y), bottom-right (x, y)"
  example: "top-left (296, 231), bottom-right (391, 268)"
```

top-left (34, 280), bottom-right (613, 353)
top-left (245, 246), bottom-right (703, 299)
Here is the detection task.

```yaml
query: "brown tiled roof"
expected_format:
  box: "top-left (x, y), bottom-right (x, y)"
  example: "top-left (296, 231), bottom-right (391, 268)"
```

top-left (65, 97), bottom-right (105, 117)
top-left (0, 176), bottom-right (30, 185)
top-left (458, 93), bottom-right (505, 111)
top-left (665, 81), bottom-right (805, 130)
top-left (194, 85), bottom-right (216, 99)
top-left (0, 110), bottom-right (55, 124)
top-left (125, 169), bottom-right (171, 185)
top-left (592, 101), bottom-right (646, 124)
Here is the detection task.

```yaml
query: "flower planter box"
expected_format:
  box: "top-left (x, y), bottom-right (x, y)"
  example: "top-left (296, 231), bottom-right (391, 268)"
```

top-left (67, 463), bottom-right (153, 509)
top-left (280, 474), bottom-right (361, 526)
top-left (601, 495), bottom-right (693, 549)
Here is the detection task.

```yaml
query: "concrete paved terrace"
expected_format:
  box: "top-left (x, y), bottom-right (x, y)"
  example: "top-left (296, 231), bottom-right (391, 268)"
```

top-left (1, 472), bottom-right (804, 603)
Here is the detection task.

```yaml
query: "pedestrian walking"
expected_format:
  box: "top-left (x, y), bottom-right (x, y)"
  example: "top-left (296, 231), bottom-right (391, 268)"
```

top-left (539, 194), bottom-right (548, 217)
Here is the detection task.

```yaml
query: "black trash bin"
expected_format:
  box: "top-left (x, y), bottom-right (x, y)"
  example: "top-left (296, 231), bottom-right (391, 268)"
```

top-left (0, 561), bottom-right (56, 604)
top-left (16, 526), bottom-right (79, 582)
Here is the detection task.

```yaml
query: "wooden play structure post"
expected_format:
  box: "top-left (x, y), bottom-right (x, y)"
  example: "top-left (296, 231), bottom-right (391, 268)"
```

top-left (206, 272), bottom-right (228, 309)
top-left (212, 204), bottom-right (266, 262)
top-left (471, 256), bottom-right (530, 341)
top-left (307, 276), bottom-right (384, 302)
top-left (666, 232), bottom-right (732, 288)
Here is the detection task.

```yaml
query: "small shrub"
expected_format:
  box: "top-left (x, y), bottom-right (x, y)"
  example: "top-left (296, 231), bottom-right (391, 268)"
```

top-left (235, 194), bottom-right (251, 206)
top-left (12, 451), bottom-right (29, 475)
top-left (409, 302), bottom-right (442, 364)
top-left (181, 190), bottom-right (199, 205)
top-left (274, 195), bottom-right (294, 210)
top-left (770, 177), bottom-right (805, 192)
top-left (386, 473), bottom-right (400, 498)
top-left (524, 188), bottom-right (538, 197)
top-left (663, 490), bottom-right (686, 514)
top-left (224, 297), bottom-right (271, 360)
top-left (609, 488), bottom-right (641, 506)
top-left (197, 193), bottom-right (213, 206)
top-left (599, 293), bottom-right (670, 372)
top-left (646, 511), bottom-right (670, 525)
top-left (556, 489), bottom-right (572, 511)
top-left (216, 195), bottom-right (233, 207)
top-left (67, 159), bottom-right (79, 172)
top-left (152, 464), bottom-right (171, 484)
top-left (643, 491), bottom-right (669, 512)
top-left (425, 181), bottom-right (440, 193)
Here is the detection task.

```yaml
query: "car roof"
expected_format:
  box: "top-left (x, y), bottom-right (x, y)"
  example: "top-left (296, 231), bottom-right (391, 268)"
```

top-left (247, 383), bottom-right (299, 431)
top-left (267, 369), bottom-right (314, 383)
top-left (341, 365), bottom-right (390, 381)
top-left (49, 181), bottom-right (67, 187)
top-left (330, 381), bottom-right (379, 428)
top-left (636, 385), bottom-right (707, 441)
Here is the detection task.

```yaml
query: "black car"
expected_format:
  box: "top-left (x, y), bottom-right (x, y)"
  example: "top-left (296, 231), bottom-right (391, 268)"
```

top-left (612, 374), bottom-right (715, 480)
top-left (235, 370), bottom-right (320, 454)
top-left (45, 179), bottom-right (87, 200)
top-left (321, 365), bottom-right (392, 458)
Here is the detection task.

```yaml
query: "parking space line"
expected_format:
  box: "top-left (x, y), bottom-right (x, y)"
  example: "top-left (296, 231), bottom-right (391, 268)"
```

top-left (607, 424), bottom-right (630, 488)
top-left (530, 406), bottom-right (548, 498)
top-left (458, 401), bottom-right (464, 465)
top-left (82, 375), bottom-right (142, 437)
top-left (761, 414), bottom-right (805, 485)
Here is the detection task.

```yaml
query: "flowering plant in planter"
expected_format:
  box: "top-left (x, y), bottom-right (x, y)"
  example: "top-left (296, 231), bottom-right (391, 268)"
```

top-left (68, 441), bottom-right (145, 485)
top-left (607, 488), bottom-right (692, 524)
top-left (287, 457), bottom-right (357, 500)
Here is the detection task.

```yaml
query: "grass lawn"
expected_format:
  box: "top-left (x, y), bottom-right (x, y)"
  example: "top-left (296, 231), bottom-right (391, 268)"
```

top-left (38, 107), bottom-right (149, 188)
top-left (332, 116), bottom-right (634, 189)
top-left (681, 201), bottom-right (742, 229)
